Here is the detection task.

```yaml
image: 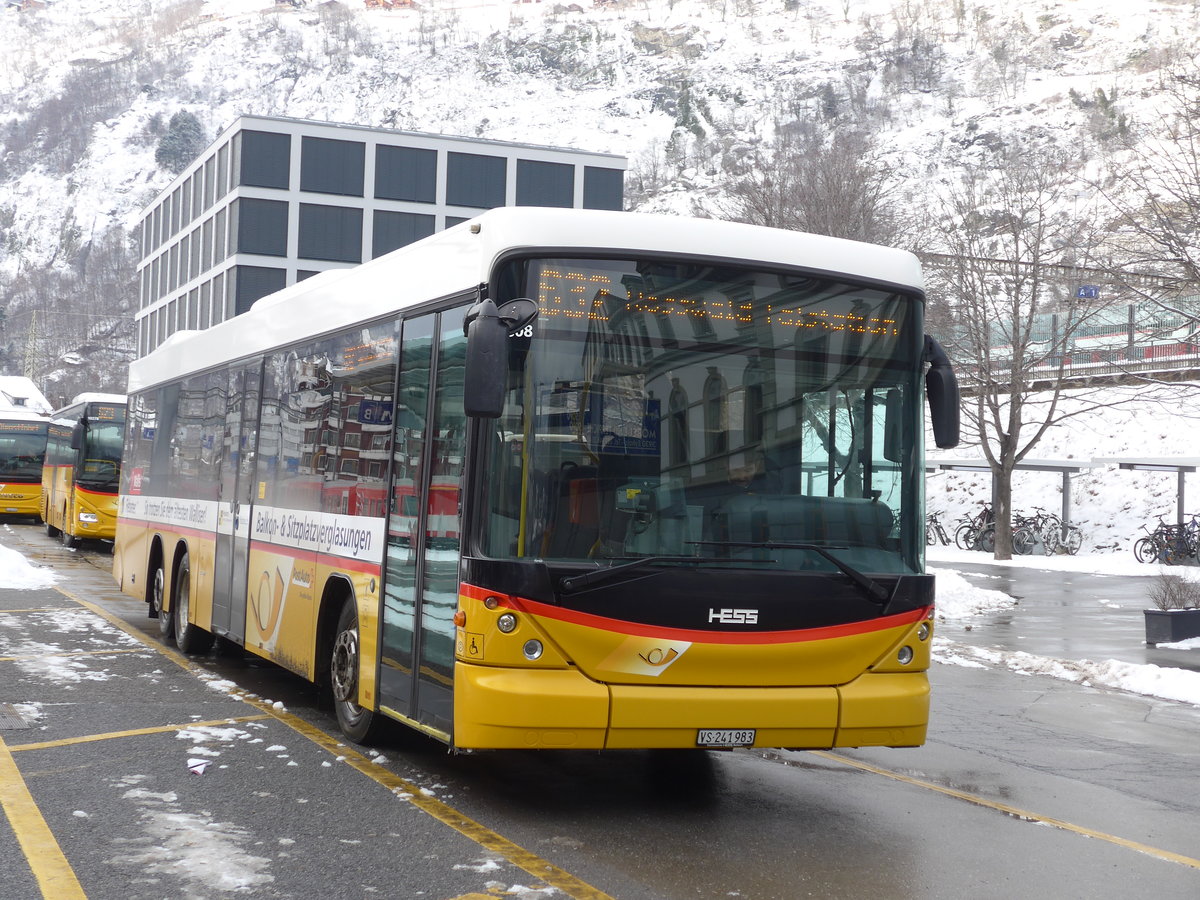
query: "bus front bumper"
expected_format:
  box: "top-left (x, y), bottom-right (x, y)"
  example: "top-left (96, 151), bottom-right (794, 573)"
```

top-left (451, 664), bottom-right (928, 751)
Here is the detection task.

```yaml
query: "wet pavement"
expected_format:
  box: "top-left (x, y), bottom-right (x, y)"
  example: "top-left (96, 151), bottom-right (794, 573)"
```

top-left (933, 557), bottom-right (1200, 674)
top-left (3, 526), bottom-right (1200, 898)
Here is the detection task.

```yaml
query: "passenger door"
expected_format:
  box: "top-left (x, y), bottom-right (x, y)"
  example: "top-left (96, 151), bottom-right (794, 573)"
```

top-left (379, 306), bottom-right (467, 736)
top-left (212, 361), bottom-right (261, 641)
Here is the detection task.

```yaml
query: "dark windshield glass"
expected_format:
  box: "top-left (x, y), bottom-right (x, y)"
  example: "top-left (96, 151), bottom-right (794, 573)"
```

top-left (480, 257), bottom-right (924, 575)
top-left (78, 419), bottom-right (125, 488)
top-left (0, 422), bottom-right (47, 482)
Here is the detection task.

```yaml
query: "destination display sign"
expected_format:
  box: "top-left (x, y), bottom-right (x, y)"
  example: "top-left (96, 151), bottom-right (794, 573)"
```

top-left (535, 263), bottom-right (901, 336)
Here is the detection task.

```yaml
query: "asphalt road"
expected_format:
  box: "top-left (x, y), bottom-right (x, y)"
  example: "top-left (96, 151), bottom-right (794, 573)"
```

top-left (2, 524), bottom-right (1199, 899)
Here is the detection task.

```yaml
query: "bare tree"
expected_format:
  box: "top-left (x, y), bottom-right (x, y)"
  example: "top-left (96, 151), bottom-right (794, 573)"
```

top-left (925, 141), bottom-right (1160, 557)
top-left (720, 124), bottom-right (903, 246)
top-left (1100, 59), bottom-right (1200, 308)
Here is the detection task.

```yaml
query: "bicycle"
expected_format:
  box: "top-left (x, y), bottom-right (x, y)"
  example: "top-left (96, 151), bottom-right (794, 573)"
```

top-left (1133, 517), bottom-right (1197, 565)
top-left (1014, 507), bottom-right (1063, 556)
top-left (954, 503), bottom-right (994, 551)
top-left (1060, 523), bottom-right (1084, 555)
top-left (925, 510), bottom-right (951, 546)
top-left (1133, 524), bottom-right (1165, 564)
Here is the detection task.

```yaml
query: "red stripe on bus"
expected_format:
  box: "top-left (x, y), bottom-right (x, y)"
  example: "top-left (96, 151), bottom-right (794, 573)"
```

top-left (116, 519), bottom-right (213, 541)
top-left (76, 485), bottom-right (118, 498)
top-left (458, 582), bottom-right (928, 644)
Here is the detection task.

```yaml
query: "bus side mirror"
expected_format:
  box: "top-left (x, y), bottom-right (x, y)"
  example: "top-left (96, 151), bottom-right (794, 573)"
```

top-left (70, 421), bottom-right (86, 451)
top-left (463, 298), bottom-right (537, 419)
top-left (924, 335), bottom-right (960, 449)
top-left (463, 299), bottom-right (507, 419)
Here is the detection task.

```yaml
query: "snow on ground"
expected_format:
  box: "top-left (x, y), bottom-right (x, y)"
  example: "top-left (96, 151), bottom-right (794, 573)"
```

top-left (928, 544), bottom-right (1200, 707)
top-left (0, 532), bottom-right (57, 588)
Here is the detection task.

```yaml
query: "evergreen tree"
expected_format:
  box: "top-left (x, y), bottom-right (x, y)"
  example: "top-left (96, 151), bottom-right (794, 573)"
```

top-left (154, 111), bottom-right (207, 174)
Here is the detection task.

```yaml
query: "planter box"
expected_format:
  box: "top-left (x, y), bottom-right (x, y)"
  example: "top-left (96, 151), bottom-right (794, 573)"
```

top-left (1144, 608), bottom-right (1200, 646)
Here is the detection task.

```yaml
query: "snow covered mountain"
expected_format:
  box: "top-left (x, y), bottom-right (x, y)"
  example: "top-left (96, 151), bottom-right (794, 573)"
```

top-left (0, 0), bottom-right (1196, 400)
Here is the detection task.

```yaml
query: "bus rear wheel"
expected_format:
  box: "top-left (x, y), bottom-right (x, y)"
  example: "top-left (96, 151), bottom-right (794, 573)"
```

top-left (330, 601), bottom-right (380, 744)
top-left (44, 518), bottom-right (60, 539)
top-left (173, 553), bottom-right (214, 654)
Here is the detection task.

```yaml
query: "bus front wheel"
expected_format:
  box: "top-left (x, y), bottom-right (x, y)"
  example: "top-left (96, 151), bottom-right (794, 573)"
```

top-left (330, 601), bottom-right (380, 744)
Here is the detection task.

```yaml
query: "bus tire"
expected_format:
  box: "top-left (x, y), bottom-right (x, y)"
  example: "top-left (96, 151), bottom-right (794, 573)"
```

top-left (44, 518), bottom-right (60, 539)
top-left (330, 601), bottom-right (380, 744)
top-left (152, 561), bottom-right (174, 640)
top-left (60, 526), bottom-right (78, 549)
top-left (173, 552), bottom-right (214, 654)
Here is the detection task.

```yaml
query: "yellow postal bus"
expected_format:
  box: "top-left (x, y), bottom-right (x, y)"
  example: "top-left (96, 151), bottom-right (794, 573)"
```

top-left (0, 412), bottom-right (50, 519)
top-left (42, 394), bottom-right (127, 547)
top-left (113, 207), bottom-right (959, 751)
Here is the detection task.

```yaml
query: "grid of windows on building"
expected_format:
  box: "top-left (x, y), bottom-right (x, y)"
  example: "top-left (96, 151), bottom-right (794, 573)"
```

top-left (135, 115), bottom-right (627, 357)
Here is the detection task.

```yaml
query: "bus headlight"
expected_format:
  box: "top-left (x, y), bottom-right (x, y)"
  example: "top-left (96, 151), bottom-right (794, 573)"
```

top-left (917, 623), bottom-right (930, 641)
top-left (497, 612), bottom-right (517, 633)
top-left (78, 513), bottom-right (99, 524)
top-left (522, 640), bottom-right (543, 660)
top-left (897, 646), bottom-right (915, 665)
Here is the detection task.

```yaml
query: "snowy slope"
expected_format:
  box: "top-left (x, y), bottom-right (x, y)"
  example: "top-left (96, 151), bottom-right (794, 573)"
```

top-left (2, 0), bottom-right (1198, 272)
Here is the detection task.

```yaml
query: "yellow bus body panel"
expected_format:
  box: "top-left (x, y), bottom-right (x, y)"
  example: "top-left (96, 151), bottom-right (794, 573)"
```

top-left (834, 671), bottom-right (930, 748)
top-left (240, 546), bottom-right (380, 709)
top-left (43, 465), bottom-right (119, 540)
top-left (0, 483), bottom-right (42, 517)
top-left (451, 589), bottom-right (932, 750)
top-left (457, 590), bottom-right (929, 687)
top-left (113, 517), bottom-right (151, 600)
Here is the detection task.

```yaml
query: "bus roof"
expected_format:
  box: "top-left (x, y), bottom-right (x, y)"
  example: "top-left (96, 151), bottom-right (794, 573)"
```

top-left (0, 409), bottom-right (50, 425)
top-left (50, 394), bottom-right (128, 429)
top-left (128, 207), bottom-right (924, 393)
top-left (64, 393), bottom-right (128, 409)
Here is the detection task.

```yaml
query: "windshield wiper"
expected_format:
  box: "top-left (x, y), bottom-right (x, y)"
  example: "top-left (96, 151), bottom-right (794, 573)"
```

top-left (691, 541), bottom-right (891, 604)
top-left (559, 555), bottom-right (776, 594)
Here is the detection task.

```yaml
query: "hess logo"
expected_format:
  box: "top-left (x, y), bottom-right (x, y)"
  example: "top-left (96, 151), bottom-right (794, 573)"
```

top-left (709, 608), bottom-right (759, 625)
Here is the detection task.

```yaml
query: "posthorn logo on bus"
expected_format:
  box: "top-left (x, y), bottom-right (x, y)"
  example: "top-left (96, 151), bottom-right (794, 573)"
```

top-left (709, 608), bottom-right (759, 625)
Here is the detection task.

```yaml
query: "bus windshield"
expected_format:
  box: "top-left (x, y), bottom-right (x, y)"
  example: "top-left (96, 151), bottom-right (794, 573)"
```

top-left (78, 419), bottom-right (125, 489)
top-left (481, 256), bottom-right (925, 575)
top-left (0, 421), bottom-right (48, 482)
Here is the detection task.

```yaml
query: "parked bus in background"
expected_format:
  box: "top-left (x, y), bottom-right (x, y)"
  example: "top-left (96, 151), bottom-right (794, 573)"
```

top-left (0, 412), bottom-right (51, 519)
top-left (113, 207), bottom-right (959, 751)
top-left (42, 394), bottom-right (127, 547)
top-left (0, 376), bottom-right (53, 520)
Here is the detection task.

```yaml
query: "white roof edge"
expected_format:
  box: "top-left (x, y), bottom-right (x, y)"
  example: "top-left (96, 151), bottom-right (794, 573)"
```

top-left (128, 208), bottom-right (925, 394)
top-left (65, 393), bottom-right (128, 408)
top-left (0, 409), bottom-right (51, 423)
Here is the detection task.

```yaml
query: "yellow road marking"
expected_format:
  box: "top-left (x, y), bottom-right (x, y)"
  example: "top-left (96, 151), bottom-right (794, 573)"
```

top-left (8, 715), bottom-right (270, 753)
top-left (51, 585), bottom-right (615, 900)
top-left (814, 750), bottom-right (1200, 870)
top-left (0, 648), bottom-right (147, 662)
top-left (0, 736), bottom-right (87, 899)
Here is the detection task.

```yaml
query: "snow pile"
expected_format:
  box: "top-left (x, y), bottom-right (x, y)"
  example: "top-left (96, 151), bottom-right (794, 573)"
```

top-left (930, 567), bottom-right (1019, 620)
top-left (0, 539), bottom-right (58, 589)
top-left (935, 639), bottom-right (1200, 707)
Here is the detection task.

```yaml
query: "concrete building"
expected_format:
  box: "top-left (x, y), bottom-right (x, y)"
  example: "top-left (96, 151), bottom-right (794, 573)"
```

top-left (135, 114), bottom-right (627, 356)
